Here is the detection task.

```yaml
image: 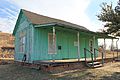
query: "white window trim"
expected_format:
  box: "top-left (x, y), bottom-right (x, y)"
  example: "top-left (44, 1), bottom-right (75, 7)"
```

top-left (48, 33), bottom-right (56, 54)
top-left (19, 31), bottom-right (26, 53)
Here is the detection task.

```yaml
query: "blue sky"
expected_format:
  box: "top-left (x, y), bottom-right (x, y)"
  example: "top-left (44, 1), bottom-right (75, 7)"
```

top-left (86, 0), bottom-right (116, 20)
top-left (0, 0), bottom-right (19, 32)
top-left (0, 0), bottom-right (117, 33)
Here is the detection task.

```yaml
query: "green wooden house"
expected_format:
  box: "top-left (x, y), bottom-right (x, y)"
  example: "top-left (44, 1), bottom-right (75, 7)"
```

top-left (13, 9), bottom-right (100, 63)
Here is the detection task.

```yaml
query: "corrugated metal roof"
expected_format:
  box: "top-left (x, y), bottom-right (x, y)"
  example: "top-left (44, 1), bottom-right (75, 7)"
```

top-left (22, 9), bottom-right (89, 31)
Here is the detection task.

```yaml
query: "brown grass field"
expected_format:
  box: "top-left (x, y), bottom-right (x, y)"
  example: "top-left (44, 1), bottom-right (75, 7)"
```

top-left (0, 62), bottom-right (119, 80)
top-left (0, 52), bottom-right (120, 80)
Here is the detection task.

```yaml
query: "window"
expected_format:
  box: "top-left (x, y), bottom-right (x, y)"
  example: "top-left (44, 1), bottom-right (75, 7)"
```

top-left (74, 41), bottom-right (78, 46)
top-left (48, 33), bottom-right (56, 54)
top-left (19, 31), bottom-right (26, 53)
top-left (89, 39), bottom-right (93, 52)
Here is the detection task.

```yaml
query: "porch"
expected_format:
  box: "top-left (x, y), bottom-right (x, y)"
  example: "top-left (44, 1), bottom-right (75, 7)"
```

top-left (33, 23), bottom-right (98, 61)
top-left (32, 23), bottom-right (119, 68)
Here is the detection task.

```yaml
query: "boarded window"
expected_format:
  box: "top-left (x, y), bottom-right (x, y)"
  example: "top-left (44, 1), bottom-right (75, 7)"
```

top-left (89, 39), bottom-right (93, 52)
top-left (74, 41), bottom-right (78, 46)
top-left (19, 31), bottom-right (26, 53)
top-left (48, 33), bottom-right (56, 54)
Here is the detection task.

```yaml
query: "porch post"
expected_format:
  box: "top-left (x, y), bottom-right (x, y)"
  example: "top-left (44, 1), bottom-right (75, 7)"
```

top-left (93, 36), bottom-right (96, 61)
top-left (103, 38), bottom-right (106, 59)
top-left (116, 39), bottom-right (119, 60)
top-left (111, 38), bottom-right (114, 60)
top-left (52, 26), bottom-right (56, 62)
top-left (77, 32), bottom-right (80, 61)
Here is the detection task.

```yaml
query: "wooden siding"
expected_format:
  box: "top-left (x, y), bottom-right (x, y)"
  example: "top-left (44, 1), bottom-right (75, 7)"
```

top-left (14, 12), bottom-right (33, 62)
top-left (14, 11), bottom-right (98, 62)
top-left (32, 27), bottom-right (98, 61)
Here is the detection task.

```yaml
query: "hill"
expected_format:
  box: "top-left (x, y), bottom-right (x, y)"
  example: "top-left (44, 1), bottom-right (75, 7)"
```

top-left (0, 32), bottom-right (14, 54)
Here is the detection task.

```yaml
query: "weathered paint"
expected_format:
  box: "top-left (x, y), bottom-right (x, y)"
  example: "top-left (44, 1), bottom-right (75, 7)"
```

top-left (14, 10), bottom-right (98, 63)
top-left (14, 11), bottom-right (33, 62)
top-left (32, 26), bottom-right (98, 61)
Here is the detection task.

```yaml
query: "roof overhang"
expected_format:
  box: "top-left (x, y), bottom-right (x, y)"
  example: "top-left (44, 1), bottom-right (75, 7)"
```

top-left (34, 23), bottom-right (118, 39)
top-left (34, 22), bottom-right (96, 35)
top-left (96, 32), bottom-right (119, 39)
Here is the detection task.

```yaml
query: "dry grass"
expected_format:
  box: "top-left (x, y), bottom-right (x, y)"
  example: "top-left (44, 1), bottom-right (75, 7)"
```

top-left (0, 62), bottom-right (120, 80)
top-left (0, 58), bottom-right (14, 60)
top-left (0, 52), bottom-right (119, 80)
top-left (0, 64), bottom-right (50, 80)
top-left (52, 62), bottom-right (120, 80)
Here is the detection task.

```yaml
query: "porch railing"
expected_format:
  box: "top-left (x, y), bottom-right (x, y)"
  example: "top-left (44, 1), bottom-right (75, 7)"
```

top-left (84, 48), bottom-right (94, 67)
top-left (94, 48), bottom-right (104, 65)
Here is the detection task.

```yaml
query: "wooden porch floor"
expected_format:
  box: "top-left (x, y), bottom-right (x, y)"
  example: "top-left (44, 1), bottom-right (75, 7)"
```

top-left (32, 57), bottom-right (114, 65)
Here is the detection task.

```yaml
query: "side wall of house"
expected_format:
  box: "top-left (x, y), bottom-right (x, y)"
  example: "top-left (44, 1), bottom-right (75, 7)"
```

top-left (32, 27), bottom-right (98, 61)
top-left (14, 12), bottom-right (33, 62)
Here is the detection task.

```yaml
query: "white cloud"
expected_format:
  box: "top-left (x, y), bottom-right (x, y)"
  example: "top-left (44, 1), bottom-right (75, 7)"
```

top-left (0, 7), bottom-right (17, 33)
top-left (0, 17), bottom-right (16, 33)
top-left (12, 0), bottom-right (100, 31)
top-left (0, 18), bottom-right (11, 32)
top-left (0, 0), bottom-right (19, 33)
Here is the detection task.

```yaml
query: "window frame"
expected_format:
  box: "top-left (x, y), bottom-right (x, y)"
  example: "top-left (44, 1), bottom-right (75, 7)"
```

top-left (48, 33), bottom-right (56, 54)
top-left (19, 31), bottom-right (26, 53)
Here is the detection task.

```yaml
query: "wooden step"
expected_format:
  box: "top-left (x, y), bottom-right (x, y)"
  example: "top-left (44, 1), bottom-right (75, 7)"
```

top-left (88, 61), bottom-right (101, 66)
top-left (87, 61), bottom-right (103, 68)
top-left (115, 58), bottom-right (120, 62)
top-left (92, 64), bottom-right (102, 68)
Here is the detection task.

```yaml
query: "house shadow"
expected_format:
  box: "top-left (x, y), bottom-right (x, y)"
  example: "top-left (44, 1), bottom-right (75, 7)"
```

top-left (52, 69), bottom-right (96, 80)
top-left (101, 72), bottom-right (120, 80)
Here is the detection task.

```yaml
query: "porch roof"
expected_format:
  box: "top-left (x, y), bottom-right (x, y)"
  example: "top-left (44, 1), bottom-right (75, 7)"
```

top-left (96, 32), bottom-right (118, 39)
top-left (34, 22), bottom-right (97, 34)
top-left (34, 23), bottom-right (118, 39)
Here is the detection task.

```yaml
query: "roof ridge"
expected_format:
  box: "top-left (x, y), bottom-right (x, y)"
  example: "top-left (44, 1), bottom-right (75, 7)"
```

top-left (22, 9), bottom-right (80, 25)
top-left (21, 9), bottom-right (89, 30)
